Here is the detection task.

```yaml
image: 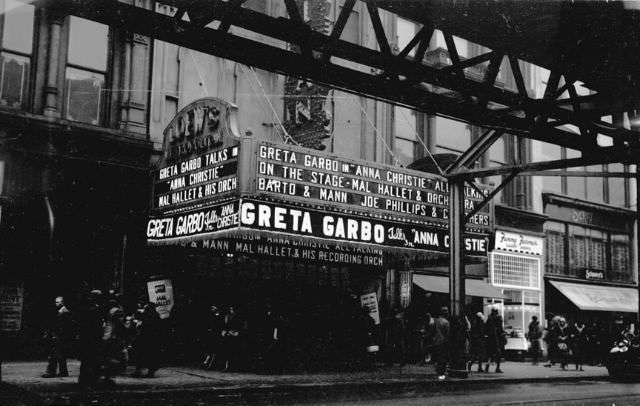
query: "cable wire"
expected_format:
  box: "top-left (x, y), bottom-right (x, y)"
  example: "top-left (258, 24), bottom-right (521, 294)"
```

top-left (397, 106), bottom-right (444, 176)
top-left (356, 96), bottom-right (403, 167)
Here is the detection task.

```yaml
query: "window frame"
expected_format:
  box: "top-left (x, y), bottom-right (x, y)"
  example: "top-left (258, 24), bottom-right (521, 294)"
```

top-left (60, 15), bottom-right (113, 126)
top-left (544, 219), bottom-right (633, 283)
top-left (0, 0), bottom-right (37, 111)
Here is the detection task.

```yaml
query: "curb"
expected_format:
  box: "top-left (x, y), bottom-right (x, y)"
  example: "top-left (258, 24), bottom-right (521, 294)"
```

top-left (22, 374), bottom-right (611, 404)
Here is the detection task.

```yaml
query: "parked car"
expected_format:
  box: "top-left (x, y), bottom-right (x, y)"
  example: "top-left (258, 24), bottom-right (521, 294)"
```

top-left (606, 335), bottom-right (640, 380)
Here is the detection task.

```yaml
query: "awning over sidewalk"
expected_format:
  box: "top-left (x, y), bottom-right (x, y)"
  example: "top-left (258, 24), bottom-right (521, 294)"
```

top-left (549, 280), bottom-right (638, 313)
top-left (413, 274), bottom-right (505, 299)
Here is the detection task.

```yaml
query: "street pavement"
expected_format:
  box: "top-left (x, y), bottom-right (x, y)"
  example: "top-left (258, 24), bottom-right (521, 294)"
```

top-left (0, 360), bottom-right (612, 405)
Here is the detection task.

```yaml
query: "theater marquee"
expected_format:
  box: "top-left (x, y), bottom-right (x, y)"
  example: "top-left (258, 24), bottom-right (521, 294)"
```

top-left (146, 98), bottom-right (493, 257)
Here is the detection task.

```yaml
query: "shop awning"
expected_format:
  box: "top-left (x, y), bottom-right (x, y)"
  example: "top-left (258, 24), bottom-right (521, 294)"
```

top-left (549, 280), bottom-right (638, 313)
top-left (413, 274), bottom-right (505, 299)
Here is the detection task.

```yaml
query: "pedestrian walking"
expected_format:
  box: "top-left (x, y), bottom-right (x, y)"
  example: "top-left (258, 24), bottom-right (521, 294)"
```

top-left (544, 316), bottom-right (560, 367)
top-left (432, 306), bottom-right (450, 380)
top-left (102, 307), bottom-right (128, 384)
top-left (554, 317), bottom-right (571, 370)
top-left (384, 306), bottom-right (406, 366)
top-left (570, 319), bottom-right (587, 371)
top-left (468, 312), bottom-right (487, 372)
top-left (220, 305), bottom-right (245, 372)
top-left (132, 302), bottom-right (163, 378)
top-left (485, 308), bottom-right (505, 373)
top-left (201, 304), bottom-right (224, 369)
top-left (42, 296), bottom-right (74, 378)
top-left (77, 290), bottom-right (105, 389)
top-left (527, 315), bottom-right (543, 365)
top-left (422, 312), bottom-right (435, 364)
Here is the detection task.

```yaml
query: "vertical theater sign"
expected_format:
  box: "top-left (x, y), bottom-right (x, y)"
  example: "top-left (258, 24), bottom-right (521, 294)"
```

top-left (147, 98), bottom-right (493, 262)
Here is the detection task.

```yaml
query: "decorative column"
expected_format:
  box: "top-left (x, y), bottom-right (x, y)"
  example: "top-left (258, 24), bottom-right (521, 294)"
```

top-left (43, 13), bottom-right (64, 117)
top-left (119, 32), bottom-right (150, 134)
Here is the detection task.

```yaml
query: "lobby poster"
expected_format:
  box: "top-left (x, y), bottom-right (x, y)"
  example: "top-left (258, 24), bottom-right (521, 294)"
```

top-left (147, 278), bottom-right (174, 319)
top-left (360, 292), bottom-right (380, 325)
top-left (0, 282), bottom-right (24, 331)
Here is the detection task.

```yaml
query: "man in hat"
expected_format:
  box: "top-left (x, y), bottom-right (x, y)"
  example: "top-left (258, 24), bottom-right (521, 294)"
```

top-left (432, 306), bottom-right (450, 380)
top-left (527, 315), bottom-right (543, 365)
top-left (42, 296), bottom-right (73, 378)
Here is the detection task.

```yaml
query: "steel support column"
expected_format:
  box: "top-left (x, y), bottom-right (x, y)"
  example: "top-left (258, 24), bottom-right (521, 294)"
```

top-left (636, 165), bottom-right (640, 326)
top-left (448, 179), bottom-right (468, 378)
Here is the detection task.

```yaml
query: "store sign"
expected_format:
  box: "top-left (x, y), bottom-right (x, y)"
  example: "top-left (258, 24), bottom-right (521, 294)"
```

top-left (147, 200), bottom-right (240, 243)
top-left (239, 199), bottom-right (489, 255)
top-left (545, 203), bottom-right (632, 232)
top-left (147, 279), bottom-right (174, 319)
top-left (0, 282), bottom-right (24, 331)
top-left (189, 235), bottom-right (384, 267)
top-left (494, 231), bottom-right (543, 256)
top-left (255, 142), bottom-right (492, 233)
top-left (585, 269), bottom-right (605, 280)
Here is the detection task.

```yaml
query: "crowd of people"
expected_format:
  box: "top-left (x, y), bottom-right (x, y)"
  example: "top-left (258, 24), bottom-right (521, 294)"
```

top-left (533, 314), bottom-right (634, 371)
top-left (41, 289), bottom-right (636, 385)
top-left (42, 290), bottom-right (162, 388)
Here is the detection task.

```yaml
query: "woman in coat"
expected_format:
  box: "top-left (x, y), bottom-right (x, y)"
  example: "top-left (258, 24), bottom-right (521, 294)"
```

top-left (570, 320), bottom-right (587, 371)
top-left (468, 312), bottom-right (487, 372)
top-left (485, 308), bottom-right (505, 373)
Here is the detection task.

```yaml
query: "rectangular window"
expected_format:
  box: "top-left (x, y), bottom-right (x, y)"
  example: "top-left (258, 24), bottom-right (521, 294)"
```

top-left (64, 17), bottom-right (109, 125)
top-left (546, 219), bottom-right (632, 283)
top-left (610, 233), bottom-right (631, 282)
top-left (586, 165), bottom-right (604, 203)
top-left (0, 0), bottom-right (34, 109)
top-left (491, 252), bottom-right (540, 289)
top-left (566, 149), bottom-right (586, 199)
top-left (608, 163), bottom-right (626, 207)
top-left (534, 141), bottom-right (562, 194)
top-left (544, 221), bottom-right (565, 275)
top-left (568, 225), bottom-right (587, 276)
top-left (394, 106), bottom-right (418, 165)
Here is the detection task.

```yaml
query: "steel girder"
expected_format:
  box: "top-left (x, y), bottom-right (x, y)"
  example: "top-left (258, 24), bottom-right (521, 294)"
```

top-left (35, 0), bottom-right (640, 160)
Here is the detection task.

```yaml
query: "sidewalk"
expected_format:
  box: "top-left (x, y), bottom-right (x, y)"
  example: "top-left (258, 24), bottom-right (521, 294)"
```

top-left (1, 360), bottom-right (610, 403)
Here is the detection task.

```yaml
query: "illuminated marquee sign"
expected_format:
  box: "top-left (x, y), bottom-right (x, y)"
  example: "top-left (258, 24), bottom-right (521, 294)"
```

top-left (239, 199), bottom-right (488, 256)
top-left (146, 98), bottom-right (491, 259)
top-left (255, 142), bottom-right (492, 233)
top-left (147, 200), bottom-right (240, 243)
top-left (152, 145), bottom-right (239, 211)
top-left (187, 235), bottom-right (384, 267)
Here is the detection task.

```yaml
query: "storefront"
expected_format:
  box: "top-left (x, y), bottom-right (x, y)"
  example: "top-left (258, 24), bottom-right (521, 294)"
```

top-left (145, 97), bottom-right (495, 366)
top-left (490, 228), bottom-right (544, 356)
top-left (543, 194), bottom-right (637, 333)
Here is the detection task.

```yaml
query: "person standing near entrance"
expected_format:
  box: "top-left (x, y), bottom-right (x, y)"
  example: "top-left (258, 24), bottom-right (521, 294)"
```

top-left (527, 315), bottom-right (543, 365)
top-left (43, 296), bottom-right (73, 378)
top-left (485, 308), bottom-right (505, 373)
top-left (432, 306), bottom-right (450, 380)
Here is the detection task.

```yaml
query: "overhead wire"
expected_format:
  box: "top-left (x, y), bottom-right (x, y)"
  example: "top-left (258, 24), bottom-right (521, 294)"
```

top-left (397, 106), bottom-right (445, 176)
top-left (356, 95), bottom-right (403, 167)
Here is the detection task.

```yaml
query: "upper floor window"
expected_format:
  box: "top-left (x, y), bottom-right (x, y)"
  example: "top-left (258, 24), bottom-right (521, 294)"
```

top-left (64, 17), bottom-right (109, 125)
top-left (0, 0), bottom-right (35, 109)
top-left (394, 106), bottom-right (419, 166)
